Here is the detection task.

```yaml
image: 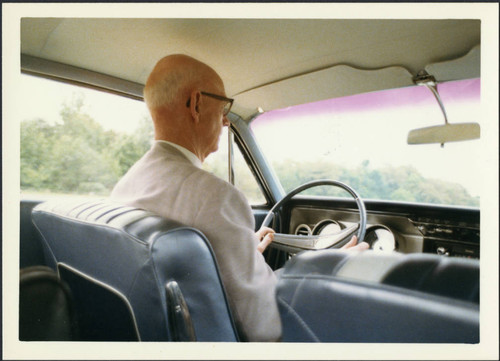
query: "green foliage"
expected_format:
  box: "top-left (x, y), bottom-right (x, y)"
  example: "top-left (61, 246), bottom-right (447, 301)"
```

top-left (110, 116), bottom-right (154, 176)
top-left (21, 118), bottom-right (55, 189)
top-left (273, 159), bottom-right (479, 207)
top-left (21, 93), bottom-right (152, 196)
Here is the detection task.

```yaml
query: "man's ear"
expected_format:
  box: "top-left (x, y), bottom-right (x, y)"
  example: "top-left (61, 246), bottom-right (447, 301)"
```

top-left (189, 90), bottom-right (202, 122)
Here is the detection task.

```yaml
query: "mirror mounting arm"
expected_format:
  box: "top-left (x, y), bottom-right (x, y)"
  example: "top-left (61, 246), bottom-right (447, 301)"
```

top-left (413, 70), bottom-right (448, 147)
top-left (414, 70), bottom-right (448, 126)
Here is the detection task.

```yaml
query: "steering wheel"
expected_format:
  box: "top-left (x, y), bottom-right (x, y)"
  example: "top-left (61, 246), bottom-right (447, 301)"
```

top-left (260, 180), bottom-right (367, 250)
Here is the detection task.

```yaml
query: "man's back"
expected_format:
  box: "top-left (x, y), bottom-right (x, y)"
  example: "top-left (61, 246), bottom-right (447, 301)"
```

top-left (111, 141), bottom-right (282, 341)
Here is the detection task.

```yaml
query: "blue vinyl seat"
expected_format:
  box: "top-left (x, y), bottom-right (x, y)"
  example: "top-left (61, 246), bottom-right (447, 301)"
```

top-left (276, 250), bottom-right (479, 343)
top-left (31, 199), bottom-right (239, 342)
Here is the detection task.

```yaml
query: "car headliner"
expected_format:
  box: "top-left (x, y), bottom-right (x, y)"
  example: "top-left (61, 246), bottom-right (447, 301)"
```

top-left (20, 18), bottom-right (480, 121)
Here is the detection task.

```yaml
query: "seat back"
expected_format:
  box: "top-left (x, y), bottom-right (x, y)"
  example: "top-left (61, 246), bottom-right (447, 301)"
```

top-left (31, 199), bottom-right (239, 341)
top-left (276, 250), bottom-right (479, 343)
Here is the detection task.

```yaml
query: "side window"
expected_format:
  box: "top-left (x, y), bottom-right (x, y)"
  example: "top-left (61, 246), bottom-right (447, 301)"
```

top-left (20, 74), bottom-right (153, 200)
top-left (21, 74), bottom-right (266, 205)
top-left (203, 128), bottom-right (267, 206)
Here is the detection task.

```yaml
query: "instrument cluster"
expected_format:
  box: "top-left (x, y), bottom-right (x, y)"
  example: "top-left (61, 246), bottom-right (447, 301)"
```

top-left (294, 219), bottom-right (397, 252)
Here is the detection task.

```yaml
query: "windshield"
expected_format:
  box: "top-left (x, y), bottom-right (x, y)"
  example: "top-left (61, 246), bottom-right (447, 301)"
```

top-left (251, 78), bottom-right (480, 207)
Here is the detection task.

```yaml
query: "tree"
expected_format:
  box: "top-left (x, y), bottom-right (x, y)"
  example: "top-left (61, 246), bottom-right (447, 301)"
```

top-left (20, 92), bottom-right (153, 196)
top-left (271, 159), bottom-right (479, 207)
top-left (110, 115), bottom-right (153, 176)
top-left (20, 118), bottom-right (55, 190)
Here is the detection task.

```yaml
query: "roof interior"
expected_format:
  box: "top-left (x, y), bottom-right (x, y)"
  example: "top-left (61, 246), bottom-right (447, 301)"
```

top-left (20, 18), bottom-right (481, 119)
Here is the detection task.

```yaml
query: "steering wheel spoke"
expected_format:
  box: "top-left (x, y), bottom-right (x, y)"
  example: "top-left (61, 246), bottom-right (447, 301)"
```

top-left (273, 223), bottom-right (359, 250)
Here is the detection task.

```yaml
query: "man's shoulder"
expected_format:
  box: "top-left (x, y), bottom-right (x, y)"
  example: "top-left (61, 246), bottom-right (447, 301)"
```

top-left (114, 142), bottom-right (245, 202)
top-left (183, 166), bottom-right (248, 206)
top-left (190, 167), bottom-right (237, 193)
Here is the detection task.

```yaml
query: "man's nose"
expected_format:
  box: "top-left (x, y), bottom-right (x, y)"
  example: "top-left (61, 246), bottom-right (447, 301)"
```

top-left (222, 115), bottom-right (230, 127)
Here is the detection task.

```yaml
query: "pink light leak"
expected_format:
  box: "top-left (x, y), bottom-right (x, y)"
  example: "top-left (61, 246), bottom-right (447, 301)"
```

top-left (254, 78), bottom-right (480, 125)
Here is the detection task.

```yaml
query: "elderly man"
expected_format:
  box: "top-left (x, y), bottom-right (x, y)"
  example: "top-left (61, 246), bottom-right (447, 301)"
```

top-left (111, 54), bottom-right (367, 341)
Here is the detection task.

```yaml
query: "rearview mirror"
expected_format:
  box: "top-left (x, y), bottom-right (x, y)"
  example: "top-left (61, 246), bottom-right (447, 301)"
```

top-left (407, 70), bottom-right (480, 146)
top-left (407, 122), bottom-right (480, 145)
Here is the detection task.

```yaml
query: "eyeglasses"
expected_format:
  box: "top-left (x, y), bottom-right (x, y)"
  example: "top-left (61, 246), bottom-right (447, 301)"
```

top-left (186, 91), bottom-right (234, 116)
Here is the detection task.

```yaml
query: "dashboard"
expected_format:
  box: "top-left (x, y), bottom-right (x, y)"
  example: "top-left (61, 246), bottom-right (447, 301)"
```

top-left (274, 197), bottom-right (480, 259)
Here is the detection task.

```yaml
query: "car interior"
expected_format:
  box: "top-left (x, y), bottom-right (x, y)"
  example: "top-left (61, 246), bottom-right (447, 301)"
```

top-left (3, 4), bottom-right (499, 359)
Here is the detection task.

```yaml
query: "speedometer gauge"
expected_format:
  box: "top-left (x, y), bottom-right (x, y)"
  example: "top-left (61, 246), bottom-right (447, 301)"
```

top-left (364, 226), bottom-right (396, 252)
top-left (313, 220), bottom-right (343, 235)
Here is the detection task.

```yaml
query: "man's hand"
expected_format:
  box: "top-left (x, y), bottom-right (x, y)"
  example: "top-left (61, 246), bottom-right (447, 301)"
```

top-left (341, 235), bottom-right (370, 251)
top-left (255, 226), bottom-right (275, 253)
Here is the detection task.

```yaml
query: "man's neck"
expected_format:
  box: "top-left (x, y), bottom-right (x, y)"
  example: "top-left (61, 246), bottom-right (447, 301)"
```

top-left (152, 109), bottom-right (207, 163)
top-left (156, 139), bottom-right (203, 168)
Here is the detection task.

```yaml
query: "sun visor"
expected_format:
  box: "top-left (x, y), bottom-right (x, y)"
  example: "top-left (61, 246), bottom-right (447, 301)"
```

top-left (232, 64), bottom-right (414, 121)
top-left (425, 45), bottom-right (480, 82)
